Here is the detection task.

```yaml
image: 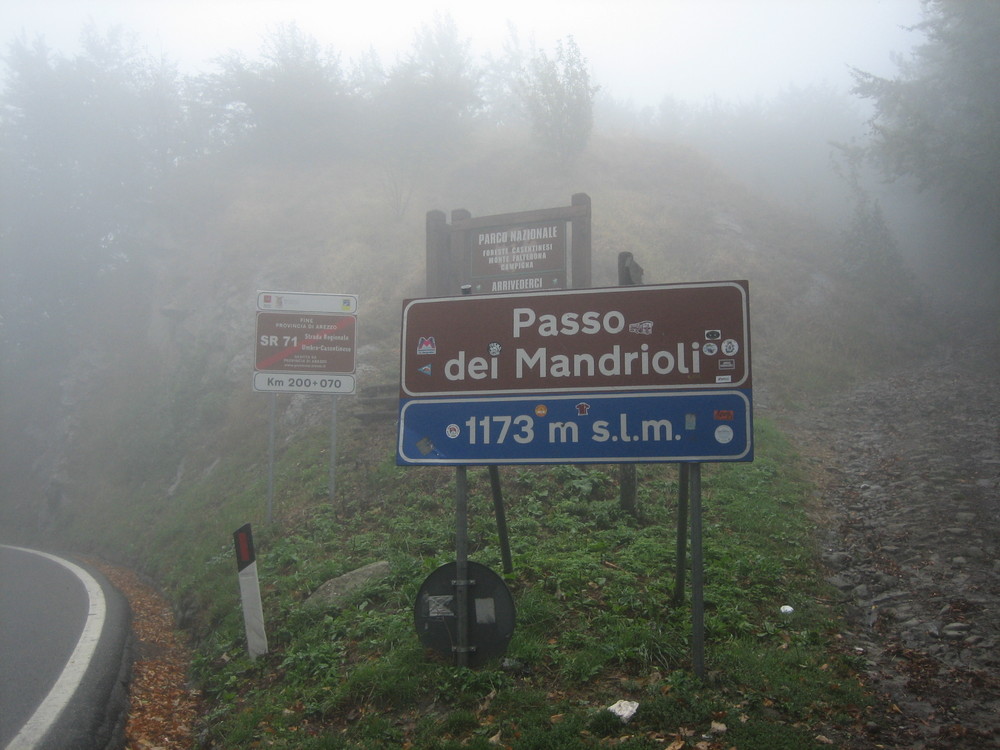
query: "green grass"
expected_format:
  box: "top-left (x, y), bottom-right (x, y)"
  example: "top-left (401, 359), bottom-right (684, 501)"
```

top-left (75, 413), bottom-right (868, 749)
top-left (55, 385), bottom-right (872, 748)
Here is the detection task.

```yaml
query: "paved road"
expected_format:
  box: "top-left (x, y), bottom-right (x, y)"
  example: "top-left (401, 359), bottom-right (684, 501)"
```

top-left (0, 545), bottom-right (131, 750)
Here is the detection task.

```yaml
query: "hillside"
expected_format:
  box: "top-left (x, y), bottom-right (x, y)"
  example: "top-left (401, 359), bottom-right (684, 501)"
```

top-left (1, 121), bottom-right (935, 551)
top-left (3, 8), bottom-right (997, 745)
top-left (0, 114), bottom-right (954, 747)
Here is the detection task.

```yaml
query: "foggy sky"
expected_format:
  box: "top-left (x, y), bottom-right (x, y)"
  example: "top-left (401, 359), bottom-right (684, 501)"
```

top-left (2, 0), bottom-right (924, 106)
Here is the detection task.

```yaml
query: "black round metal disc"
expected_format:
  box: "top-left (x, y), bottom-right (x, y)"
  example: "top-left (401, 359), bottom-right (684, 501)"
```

top-left (414, 561), bottom-right (515, 667)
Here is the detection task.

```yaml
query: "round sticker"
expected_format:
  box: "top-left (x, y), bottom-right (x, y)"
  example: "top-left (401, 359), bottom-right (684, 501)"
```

top-left (721, 339), bottom-right (740, 356)
top-left (534, 404), bottom-right (548, 417)
top-left (702, 342), bottom-right (718, 356)
top-left (714, 425), bottom-right (734, 444)
top-left (446, 424), bottom-right (460, 439)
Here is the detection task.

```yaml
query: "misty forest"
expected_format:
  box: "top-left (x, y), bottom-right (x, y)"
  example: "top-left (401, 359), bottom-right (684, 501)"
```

top-left (2, 1), bottom-right (999, 748)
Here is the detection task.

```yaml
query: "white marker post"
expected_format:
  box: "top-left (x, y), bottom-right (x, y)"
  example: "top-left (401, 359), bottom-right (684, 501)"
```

top-left (233, 524), bottom-right (268, 659)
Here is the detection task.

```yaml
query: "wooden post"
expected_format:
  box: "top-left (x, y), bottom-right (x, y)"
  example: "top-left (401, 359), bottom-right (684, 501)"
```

top-left (449, 209), bottom-right (471, 296)
top-left (571, 193), bottom-right (592, 289)
top-left (426, 210), bottom-right (450, 297)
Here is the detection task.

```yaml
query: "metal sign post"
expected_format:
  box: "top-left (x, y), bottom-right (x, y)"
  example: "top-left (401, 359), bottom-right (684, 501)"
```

top-left (672, 463), bottom-right (690, 607)
top-left (488, 466), bottom-right (514, 575)
top-left (690, 464), bottom-right (705, 679)
top-left (329, 395), bottom-right (338, 505)
top-left (268, 394), bottom-right (276, 524)
top-left (455, 466), bottom-right (471, 667)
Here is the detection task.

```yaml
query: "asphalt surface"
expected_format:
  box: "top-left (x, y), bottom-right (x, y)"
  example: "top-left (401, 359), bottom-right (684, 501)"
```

top-left (0, 545), bottom-right (132, 750)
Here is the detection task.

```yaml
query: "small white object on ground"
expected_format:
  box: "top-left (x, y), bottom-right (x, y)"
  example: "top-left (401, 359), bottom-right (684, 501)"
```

top-left (607, 700), bottom-right (639, 722)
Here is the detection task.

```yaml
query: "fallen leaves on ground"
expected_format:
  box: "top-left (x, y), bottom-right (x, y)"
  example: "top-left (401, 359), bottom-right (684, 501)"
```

top-left (90, 560), bottom-right (200, 749)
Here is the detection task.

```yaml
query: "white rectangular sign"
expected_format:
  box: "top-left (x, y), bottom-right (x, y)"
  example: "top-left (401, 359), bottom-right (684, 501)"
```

top-left (257, 290), bottom-right (359, 314)
top-left (253, 290), bottom-right (360, 394)
top-left (253, 372), bottom-right (356, 394)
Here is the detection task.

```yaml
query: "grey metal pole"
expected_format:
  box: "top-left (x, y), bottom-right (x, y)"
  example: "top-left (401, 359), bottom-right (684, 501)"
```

top-left (488, 466), bottom-right (514, 574)
top-left (690, 463), bottom-right (705, 679)
top-left (672, 463), bottom-right (689, 606)
top-left (329, 394), bottom-right (338, 505)
top-left (267, 393), bottom-right (276, 524)
top-left (455, 466), bottom-right (470, 667)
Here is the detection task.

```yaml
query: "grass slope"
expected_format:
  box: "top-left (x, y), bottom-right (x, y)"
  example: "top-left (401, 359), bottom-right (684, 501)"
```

top-left (132, 416), bottom-right (873, 749)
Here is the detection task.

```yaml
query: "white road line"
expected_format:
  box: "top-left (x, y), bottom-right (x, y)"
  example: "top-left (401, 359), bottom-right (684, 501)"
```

top-left (3, 546), bottom-right (108, 750)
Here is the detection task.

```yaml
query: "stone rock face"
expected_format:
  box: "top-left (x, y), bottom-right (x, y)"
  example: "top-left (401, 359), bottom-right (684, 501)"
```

top-left (304, 561), bottom-right (391, 610)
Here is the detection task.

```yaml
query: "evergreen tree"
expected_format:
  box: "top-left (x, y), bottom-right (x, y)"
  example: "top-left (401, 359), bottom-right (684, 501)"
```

top-left (520, 37), bottom-right (599, 164)
top-left (1, 25), bottom-right (188, 355)
top-left (852, 0), bottom-right (1000, 269)
top-left (199, 23), bottom-right (350, 159)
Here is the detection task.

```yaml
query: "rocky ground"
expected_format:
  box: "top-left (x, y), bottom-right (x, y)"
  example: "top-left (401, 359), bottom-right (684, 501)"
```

top-left (782, 340), bottom-right (1000, 748)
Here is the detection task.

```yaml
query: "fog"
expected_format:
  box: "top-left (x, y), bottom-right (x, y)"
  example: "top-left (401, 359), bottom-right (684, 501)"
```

top-left (1, 0), bottom-right (998, 542)
top-left (3, 0), bottom-right (923, 106)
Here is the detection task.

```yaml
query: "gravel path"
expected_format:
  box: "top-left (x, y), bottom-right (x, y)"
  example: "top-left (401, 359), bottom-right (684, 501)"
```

top-left (783, 340), bottom-right (1000, 748)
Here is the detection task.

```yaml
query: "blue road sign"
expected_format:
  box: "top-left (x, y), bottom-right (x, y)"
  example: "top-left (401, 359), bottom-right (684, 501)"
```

top-left (397, 390), bottom-right (752, 465)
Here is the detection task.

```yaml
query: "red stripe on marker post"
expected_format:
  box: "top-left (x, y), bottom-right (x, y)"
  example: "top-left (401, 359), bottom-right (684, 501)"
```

top-left (234, 523), bottom-right (255, 571)
top-left (233, 523), bottom-right (268, 658)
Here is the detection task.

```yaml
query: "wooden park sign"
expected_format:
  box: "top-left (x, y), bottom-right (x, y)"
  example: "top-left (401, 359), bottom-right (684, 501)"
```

top-left (425, 194), bottom-right (591, 297)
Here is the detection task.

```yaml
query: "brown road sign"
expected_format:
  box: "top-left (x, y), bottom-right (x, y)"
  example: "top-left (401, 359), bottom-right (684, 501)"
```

top-left (400, 281), bottom-right (750, 397)
top-left (256, 312), bottom-right (356, 374)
